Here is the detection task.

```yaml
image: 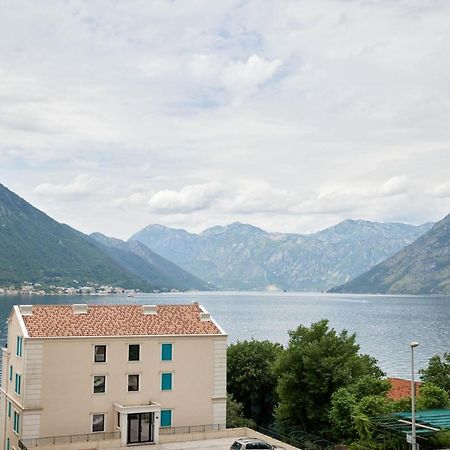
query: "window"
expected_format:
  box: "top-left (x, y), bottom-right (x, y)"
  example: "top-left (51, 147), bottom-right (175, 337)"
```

top-left (160, 409), bottom-right (172, 427)
top-left (92, 414), bottom-right (105, 432)
top-left (161, 343), bottom-right (172, 361)
top-left (117, 412), bottom-right (121, 428)
top-left (161, 372), bottom-right (172, 391)
top-left (14, 373), bottom-right (21, 395)
top-left (93, 375), bottom-right (106, 394)
top-left (128, 374), bottom-right (139, 392)
top-left (6, 437), bottom-right (10, 450)
top-left (16, 336), bottom-right (23, 357)
top-left (8, 401), bottom-right (11, 418)
top-left (128, 344), bottom-right (140, 361)
top-left (9, 365), bottom-right (12, 382)
top-left (13, 411), bottom-right (19, 433)
top-left (231, 442), bottom-right (242, 450)
top-left (94, 345), bottom-right (106, 363)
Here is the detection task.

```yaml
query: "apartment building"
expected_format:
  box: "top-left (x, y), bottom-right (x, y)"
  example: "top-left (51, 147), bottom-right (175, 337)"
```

top-left (0, 303), bottom-right (227, 449)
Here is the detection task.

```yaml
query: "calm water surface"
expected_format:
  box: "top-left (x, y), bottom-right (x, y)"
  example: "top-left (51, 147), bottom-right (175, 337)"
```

top-left (1, 292), bottom-right (449, 379)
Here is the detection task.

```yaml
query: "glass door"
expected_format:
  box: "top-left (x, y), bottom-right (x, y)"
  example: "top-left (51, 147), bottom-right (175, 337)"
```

top-left (127, 412), bottom-right (154, 444)
top-left (127, 413), bottom-right (140, 444)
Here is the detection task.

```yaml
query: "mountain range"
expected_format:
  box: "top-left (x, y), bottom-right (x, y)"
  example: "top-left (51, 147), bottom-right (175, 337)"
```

top-left (0, 183), bottom-right (206, 291)
top-left (330, 214), bottom-right (450, 295)
top-left (130, 220), bottom-right (432, 291)
top-left (3, 180), bottom-right (448, 295)
top-left (90, 233), bottom-right (208, 291)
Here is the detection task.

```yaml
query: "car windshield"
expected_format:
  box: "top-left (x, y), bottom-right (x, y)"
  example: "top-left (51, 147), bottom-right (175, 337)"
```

top-left (247, 443), bottom-right (273, 449)
top-left (231, 442), bottom-right (243, 450)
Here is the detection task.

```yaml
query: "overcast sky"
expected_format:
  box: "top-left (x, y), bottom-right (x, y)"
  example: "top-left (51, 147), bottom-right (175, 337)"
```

top-left (1, 0), bottom-right (450, 239)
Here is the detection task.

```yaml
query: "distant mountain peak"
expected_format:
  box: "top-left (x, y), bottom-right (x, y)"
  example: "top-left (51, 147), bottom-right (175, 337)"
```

top-left (130, 218), bottom-right (432, 291)
top-left (330, 212), bottom-right (450, 295)
top-left (201, 222), bottom-right (267, 236)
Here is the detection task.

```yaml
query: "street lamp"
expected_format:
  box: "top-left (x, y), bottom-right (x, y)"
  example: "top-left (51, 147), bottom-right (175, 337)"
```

top-left (411, 341), bottom-right (419, 450)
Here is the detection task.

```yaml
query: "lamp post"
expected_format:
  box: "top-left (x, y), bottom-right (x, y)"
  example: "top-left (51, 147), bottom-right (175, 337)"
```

top-left (411, 341), bottom-right (419, 450)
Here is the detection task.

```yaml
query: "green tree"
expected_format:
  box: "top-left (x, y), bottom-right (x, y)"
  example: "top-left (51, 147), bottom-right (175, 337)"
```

top-left (416, 382), bottom-right (449, 410)
top-left (274, 320), bottom-right (383, 435)
top-left (420, 353), bottom-right (450, 395)
top-left (226, 394), bottom-right (256, 428)
top-left (330, 376), bottom-right (391, 441)
top-left (227, 340), bottom-right (284, 426)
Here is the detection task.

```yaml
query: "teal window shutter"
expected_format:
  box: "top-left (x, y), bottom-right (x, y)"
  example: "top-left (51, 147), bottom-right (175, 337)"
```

top-left (9, 365), bottom-right (12, 382)
top-left (6, 437), bottom-right (10, 450)
top-left (161, 343), bottom-right (172, 361)
top-left (15, 374), bottom-right (21, 395)
top-left (160, 410), bottom-right (172, 427)
top-left (16, 336), bottom-right (22, 357)
top-left (13, 411), bottom-right (19, 433)
top-left (161, 372), bottom-right (172, 390)
top-left (8, 402), bottom-right (11, 418)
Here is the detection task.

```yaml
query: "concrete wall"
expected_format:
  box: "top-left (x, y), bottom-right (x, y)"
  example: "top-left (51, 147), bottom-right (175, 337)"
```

top-left (24, 428), bottom-right (301, 450)
top-left (158, 427), bottom-right (302, 449)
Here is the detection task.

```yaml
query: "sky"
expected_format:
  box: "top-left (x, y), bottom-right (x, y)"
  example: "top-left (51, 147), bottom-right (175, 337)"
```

top-left (1, 0), bottom-right (450, 239)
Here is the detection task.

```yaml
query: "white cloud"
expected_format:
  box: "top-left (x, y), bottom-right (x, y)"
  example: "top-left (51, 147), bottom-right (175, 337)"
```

top-left (33, 174), bottom-right (100, 200)
top-left (1, 1), bottom-right (450, 237)
top-left (221, 55), bottom-right (282, 101)
top-left (147, 183), bottom-right (223, 213)
top-left (381, 175), bottom-right (410, 196)
top-left (430, 182), bottom-right (450, 198)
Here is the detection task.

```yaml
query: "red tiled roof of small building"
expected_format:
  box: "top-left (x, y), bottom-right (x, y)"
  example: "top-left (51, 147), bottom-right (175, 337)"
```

top-left (21, 304), bottom-right (223, 338)
top-left (388, 377), bottom-right (421, 401)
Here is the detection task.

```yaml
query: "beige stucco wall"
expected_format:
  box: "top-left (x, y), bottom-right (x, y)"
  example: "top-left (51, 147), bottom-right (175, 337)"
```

top-left (1, 307), bottom-right (28, 450)
top-left (34, 333), bottom-right (227, 438)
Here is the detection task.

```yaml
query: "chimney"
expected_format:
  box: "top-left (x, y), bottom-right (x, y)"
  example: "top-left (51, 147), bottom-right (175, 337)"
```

top-left (143, 305), bottom-right (157, 315)
top-left (73, 304), bottom-right (88, 314)
top-left (20, 305), bottom-right (33, 316)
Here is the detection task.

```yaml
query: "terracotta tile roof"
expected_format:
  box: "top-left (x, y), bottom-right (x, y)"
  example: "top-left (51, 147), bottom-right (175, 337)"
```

top-left (21, 304), bottom-right (223, 338)
top-left (388, 377), bottom-right (422, 401)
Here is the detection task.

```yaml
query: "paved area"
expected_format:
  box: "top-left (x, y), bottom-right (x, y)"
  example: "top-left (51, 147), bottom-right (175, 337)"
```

top-left (124, 437), bottom-right (237, 450)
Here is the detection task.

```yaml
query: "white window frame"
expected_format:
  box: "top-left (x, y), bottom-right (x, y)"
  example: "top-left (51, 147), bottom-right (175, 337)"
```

top-left (160, 408), bottom-right (173, 427)
top-left (92, 375), bottom-right (107, 394)
top-left (127, 373), bottom-right (140, 393)
top-left (160, 342), bottom-right (174, 362)
top-left (12, 410), bottom-right (20, 435)
top-left (93, 344), bottom-right (107, 364)
top-left (92, 413), bottom-right (105, 433)
top-left (160, 371), bottom-right (174, 391)
top-left (14, 372), bottom-right (22, 396)
top-left (16, 336), bottom-right (23, 358)
top-left (127, 343), bottom-right (141, 363)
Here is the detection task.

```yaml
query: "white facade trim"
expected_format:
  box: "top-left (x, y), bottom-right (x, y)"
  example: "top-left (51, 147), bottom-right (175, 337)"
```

top-left (13, 306), bottom-right (29, 338)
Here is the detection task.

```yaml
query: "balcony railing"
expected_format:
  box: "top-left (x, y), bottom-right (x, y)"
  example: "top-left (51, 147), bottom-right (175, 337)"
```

top-left (159, 423), bottom-right (226, 435)
top-left (19, 431), bottom-right (120, 449)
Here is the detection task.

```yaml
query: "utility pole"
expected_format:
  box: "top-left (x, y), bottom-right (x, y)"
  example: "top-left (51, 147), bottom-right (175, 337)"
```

top-left (411, 341), bottom-right (419, 450)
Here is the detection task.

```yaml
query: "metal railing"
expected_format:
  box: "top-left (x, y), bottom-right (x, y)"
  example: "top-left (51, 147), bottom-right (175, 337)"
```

top-left (19, 431), bottom-right (120, 449)
top-left (159, 423), bottom-right (226, 435)
top-left (254, 425), bottom-right (337, 450)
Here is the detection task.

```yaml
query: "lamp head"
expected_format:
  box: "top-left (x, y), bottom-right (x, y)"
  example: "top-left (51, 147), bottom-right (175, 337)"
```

top-left (410, 341), bottom-right (419, 348)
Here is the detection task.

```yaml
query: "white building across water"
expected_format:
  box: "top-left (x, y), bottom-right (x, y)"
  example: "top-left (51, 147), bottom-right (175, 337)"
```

top-left (0, 303), bottom-right (227, 450)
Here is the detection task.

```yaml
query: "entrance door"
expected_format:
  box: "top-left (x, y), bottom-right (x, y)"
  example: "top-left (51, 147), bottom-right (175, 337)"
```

top-left (127, 412), bottom-right (154, 444)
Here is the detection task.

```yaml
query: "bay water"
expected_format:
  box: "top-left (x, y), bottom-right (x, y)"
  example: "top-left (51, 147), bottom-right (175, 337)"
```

top-left (1, 291), bottom-right (449, 379)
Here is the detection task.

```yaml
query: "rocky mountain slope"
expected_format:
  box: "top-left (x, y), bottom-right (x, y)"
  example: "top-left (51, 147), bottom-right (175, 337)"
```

top-left (91, 233), bottom-right (209, 291)
top-left (330, 214), bottom-right (450, 295)
top-left (0, 183), bottom-right (151, 289)
top-left (130, 220), bottom-right (432, 291)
